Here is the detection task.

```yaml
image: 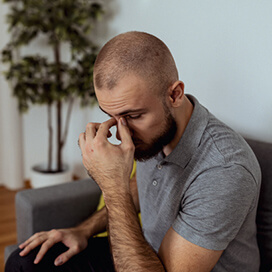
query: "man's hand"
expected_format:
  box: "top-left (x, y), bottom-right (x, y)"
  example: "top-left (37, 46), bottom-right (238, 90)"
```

top-left (19, 228), bottom-right (88, 266)
top-left (78, 118), bottom-right (135, 195)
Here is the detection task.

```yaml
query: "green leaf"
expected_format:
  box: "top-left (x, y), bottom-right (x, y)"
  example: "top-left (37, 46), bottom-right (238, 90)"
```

top-left (2, 0), bottom-right (102, 170)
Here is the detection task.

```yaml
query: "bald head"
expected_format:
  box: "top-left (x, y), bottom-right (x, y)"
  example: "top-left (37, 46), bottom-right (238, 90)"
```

top-left (94, 31), bottom-right (179, 96)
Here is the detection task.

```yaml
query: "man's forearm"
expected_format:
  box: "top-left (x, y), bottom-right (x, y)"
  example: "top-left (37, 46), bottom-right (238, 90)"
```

top-left (76, 206), bottom-right (108, 238)
top-left (105, 190), bottom-right (165, 272)
top-left (76, 177), bottom-right (139, 239)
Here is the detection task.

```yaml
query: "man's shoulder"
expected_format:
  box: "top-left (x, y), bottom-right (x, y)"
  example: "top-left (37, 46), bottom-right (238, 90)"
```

top-left (200, 113), bottom-right (261, 184)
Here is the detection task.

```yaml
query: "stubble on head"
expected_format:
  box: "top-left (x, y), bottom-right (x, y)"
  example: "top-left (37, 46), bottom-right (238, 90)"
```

top-left (93, 31), bottom-right (180, 161)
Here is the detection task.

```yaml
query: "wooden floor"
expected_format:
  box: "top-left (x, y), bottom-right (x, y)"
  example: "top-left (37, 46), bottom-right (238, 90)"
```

top-left (0, 186), bottom-right (18, 272)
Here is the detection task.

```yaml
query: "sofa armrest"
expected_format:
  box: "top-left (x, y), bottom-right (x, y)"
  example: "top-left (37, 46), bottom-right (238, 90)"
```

top-left (16, 178), bottom-right (101, 243)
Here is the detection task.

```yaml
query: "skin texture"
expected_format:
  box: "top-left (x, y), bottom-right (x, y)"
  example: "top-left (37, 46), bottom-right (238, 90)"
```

top-left (96, 74), bottom-right (178, 161)
top-left (93, 31), bottom-right (179, 94)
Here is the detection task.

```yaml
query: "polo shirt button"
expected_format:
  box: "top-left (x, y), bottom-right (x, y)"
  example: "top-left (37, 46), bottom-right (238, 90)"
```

top-left (152, 180), bottom-right (158, 186)
top-left (157, 164), bottom-right (163, 170)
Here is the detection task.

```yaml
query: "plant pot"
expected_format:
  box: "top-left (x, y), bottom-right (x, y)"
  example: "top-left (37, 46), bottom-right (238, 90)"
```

top-left (31, 163), bottom-right (73, 188)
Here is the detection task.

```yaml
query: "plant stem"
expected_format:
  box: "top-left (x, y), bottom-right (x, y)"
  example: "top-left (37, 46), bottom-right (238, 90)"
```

top-left (54, 41), bottom-right (63, 172)
top-left (62, 97), bottom-right (74, 148)
top-left (57, 100), bottom-right (62, 171)
top-left (47, 103), bottom-right (53, 172)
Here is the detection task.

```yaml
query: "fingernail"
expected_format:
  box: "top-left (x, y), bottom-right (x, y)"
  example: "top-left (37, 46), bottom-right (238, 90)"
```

top-left (120, 117), bottom-right (127, 126)
top-left (55, 258), bottom-right (63, 266)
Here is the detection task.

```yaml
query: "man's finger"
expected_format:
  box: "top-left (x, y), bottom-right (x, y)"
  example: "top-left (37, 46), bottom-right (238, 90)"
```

top-left (54, 247), bottom-right (79, 266)
top-left (33, 239), bottom-right (57, 264)
top-left (19, 239), bottom-right (32, 249)
top-left (19, 236), bottom-right (46, 257)
top-left (19, 232), bottom-right (42, 249)
top-left (78, 132), bottom-right (86, 150)
top-left (96, 118), bottom-right (117, 139)
top-left (85, 122), bottom-right (101, 140)
top-left (118, 118), bottom-right (134, 146)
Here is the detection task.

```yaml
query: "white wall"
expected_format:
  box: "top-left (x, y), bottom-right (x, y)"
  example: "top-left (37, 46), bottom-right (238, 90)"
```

top-left (0, 3), bottom-right (24, 189)
top-left (1, 0), bottom-right (272, 183)
top-left (103, 0), bottom-right (272, 141)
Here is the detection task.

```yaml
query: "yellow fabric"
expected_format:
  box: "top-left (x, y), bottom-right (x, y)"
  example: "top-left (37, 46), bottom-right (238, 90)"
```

top-left (95, 161), bottom-right (141, 237)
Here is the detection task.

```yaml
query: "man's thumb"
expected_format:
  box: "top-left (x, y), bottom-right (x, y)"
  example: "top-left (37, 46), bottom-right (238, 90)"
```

top-left (54, 249), bottom-right (75, 266)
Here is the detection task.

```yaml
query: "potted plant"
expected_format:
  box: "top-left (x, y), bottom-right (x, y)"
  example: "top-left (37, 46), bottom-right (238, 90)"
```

top-left (1, 0), bottom-right (103, 187)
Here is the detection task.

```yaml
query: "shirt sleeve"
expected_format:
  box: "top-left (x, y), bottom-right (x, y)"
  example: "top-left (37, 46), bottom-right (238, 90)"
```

top-left (172, 164), bottom-right (259, 250)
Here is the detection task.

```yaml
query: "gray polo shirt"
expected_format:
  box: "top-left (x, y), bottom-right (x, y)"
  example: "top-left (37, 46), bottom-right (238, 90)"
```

top-left (137, 95), bottom-right (261, 271)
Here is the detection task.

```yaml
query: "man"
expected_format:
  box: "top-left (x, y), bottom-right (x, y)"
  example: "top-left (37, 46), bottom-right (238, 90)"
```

top-left (6, 31), bottom-right (261, 271)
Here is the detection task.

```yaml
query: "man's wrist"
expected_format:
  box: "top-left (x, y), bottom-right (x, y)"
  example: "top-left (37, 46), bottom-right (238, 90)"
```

top-left (103, 186), bottom-right (131, 208)
top-left (73, 224), bottom-right (93, 240)
top-left (75, 207), bottom-right (108, 239)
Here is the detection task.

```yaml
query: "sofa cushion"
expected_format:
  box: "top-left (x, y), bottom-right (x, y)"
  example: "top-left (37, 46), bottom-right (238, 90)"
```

top-left (4, 244), bottom-right (18, 264)
top-left (246, 139), bottom-right (272, 272)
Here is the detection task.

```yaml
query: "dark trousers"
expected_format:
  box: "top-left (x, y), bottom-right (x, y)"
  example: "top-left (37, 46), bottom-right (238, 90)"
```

top-left (5, 237), bottom-right (115, 272)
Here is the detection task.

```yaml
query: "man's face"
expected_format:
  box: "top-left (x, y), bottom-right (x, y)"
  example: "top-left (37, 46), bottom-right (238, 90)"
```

top-left (95, 74), bottom-right (177, 161)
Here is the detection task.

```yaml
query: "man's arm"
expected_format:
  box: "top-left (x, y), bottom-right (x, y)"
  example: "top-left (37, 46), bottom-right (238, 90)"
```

top-left (105, 188), bottom-right (165, 272)
top-left (104, 176), bottom-right (222, 272)
top-left (106, 190), bottom-right (223, 272)
top-left (79, 118), bottom-right (224, 271)
top-left (19, 176), bottom-right (139, 266)
top-left (77, 174), bottom-right (139, 238)
top-left (159, 227), bottom-right (223, 272)
top-left (18, 205), bottom-right (107, 265)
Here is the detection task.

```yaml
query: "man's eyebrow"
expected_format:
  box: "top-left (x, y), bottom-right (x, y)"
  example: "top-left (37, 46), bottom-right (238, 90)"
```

top-left (99, 106), bottom-right (146, 117)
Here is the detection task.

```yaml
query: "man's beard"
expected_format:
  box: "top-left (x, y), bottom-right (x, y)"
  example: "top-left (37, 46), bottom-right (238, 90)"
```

top-left (133, 110), bottom-right (177, 162)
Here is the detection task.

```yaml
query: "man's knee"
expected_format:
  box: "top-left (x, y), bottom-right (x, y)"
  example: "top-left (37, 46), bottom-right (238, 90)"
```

top-left (5, 246), bottom-right (40, 272)
top-left (5, 239), bottom-right (113, 272)
top-left (5, 243), bottom-right (67, 272)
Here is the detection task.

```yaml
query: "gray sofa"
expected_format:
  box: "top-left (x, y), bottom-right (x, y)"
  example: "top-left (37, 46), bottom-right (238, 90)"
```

top-left (4, 138), bottom-right (272, 271)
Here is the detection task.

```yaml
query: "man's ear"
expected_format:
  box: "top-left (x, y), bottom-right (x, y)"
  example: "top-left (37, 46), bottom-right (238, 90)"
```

top-left (167, 81), bottom-right (185, 107)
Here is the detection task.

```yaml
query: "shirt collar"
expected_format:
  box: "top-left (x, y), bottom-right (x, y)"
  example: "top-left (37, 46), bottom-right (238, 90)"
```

top-left (160, 95), bottom-right (209, 168)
